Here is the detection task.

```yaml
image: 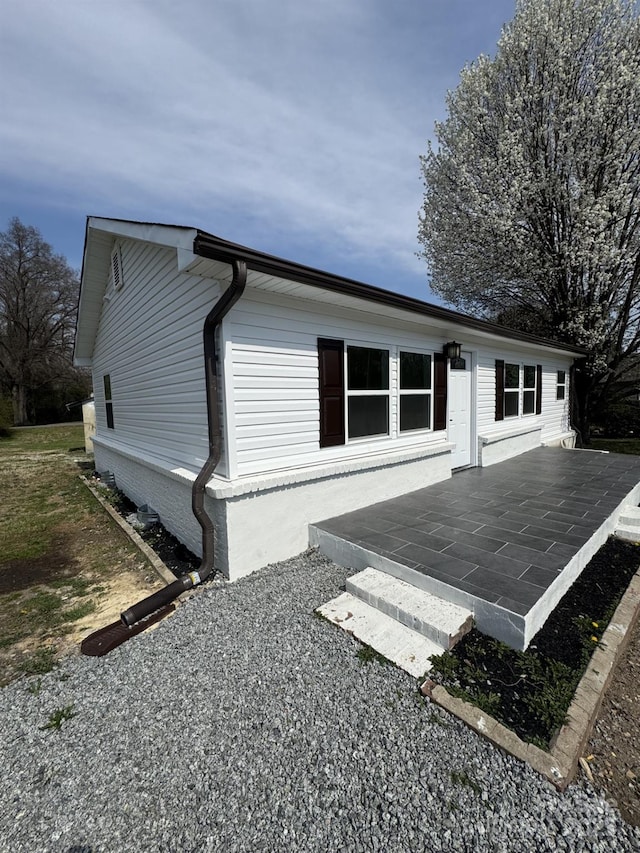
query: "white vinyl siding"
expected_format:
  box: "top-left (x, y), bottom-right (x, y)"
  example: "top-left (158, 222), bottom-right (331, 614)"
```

top-left (227, 291), bottom-right (445, 477)
top-left (91, 241), bottom-right (574, 482)
top-left (91, 239), bottom-right (222, 473)
top-left (476, 347), bottom-right (571, 442)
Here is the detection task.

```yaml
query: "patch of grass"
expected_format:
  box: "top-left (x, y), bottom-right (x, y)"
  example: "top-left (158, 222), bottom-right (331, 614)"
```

top-left (19, 647), bottom-right (57, 676)
top-left (356, 643), bottom-right (389, 666)
top-left (27, 678), bottom-right (42, 695)
top-left (14, 590), bottom-right (97, 632)
top-left (49, 576), bottom-right (92, 594)
top-left (41, 703), bottom-right (76, 731)
top-left (450, 770), bottom-right (482, 794)
top-left (0, 424), bottom-right (84, 454)
top-left (24, 591), bottom-right (63, 617)
top-left (64, 600), bottom-right (96, 622)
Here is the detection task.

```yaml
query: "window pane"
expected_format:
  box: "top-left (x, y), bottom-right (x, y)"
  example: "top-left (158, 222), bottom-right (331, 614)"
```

top-left (556, 386), bottom-right (565, 400)
top-left (557, 370), bottom-right (566, 384)
top-left (103, 374), bottom-right (112, 400)
top-left (523, 365), bottom-right (536, 388)
top-left (505, 363), bottom-right (519, 389)
top-left (347, 346), bottom-right (388, 390)
top-left (400, 395), bottom-right (430, 431)
top-left (106, 402), bottom-right (114, 430)
top-left (504, 390), bottom-right (519, 417)
top-left (348, 396), bottom-right (389, 438)
top-left (523, 390), bottom-right (535, 414)
top-left (400, 352), bottom-right (431, 389)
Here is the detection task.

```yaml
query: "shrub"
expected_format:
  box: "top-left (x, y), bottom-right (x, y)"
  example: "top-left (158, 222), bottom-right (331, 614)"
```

top-left (593, 401), bottom-right (640, 438)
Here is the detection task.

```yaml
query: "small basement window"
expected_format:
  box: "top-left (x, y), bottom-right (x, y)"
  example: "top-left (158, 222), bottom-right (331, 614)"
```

top-left (557, 370), bottom-right (566, 400)
top-left (103, 374), bottom-right (114, 429)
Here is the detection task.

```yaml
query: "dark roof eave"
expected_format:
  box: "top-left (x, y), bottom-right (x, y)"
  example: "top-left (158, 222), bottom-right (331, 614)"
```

top-left (192, 232), bottom-right (587, 356)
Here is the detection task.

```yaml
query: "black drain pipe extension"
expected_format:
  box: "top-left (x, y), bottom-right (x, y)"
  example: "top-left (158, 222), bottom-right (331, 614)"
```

top-left (121, 258), bottom-right (247, 627)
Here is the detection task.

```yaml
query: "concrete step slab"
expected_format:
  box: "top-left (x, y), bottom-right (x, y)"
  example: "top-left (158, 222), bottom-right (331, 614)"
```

top-left (614, 524), bottom-right (640, 543)
top-left (617, 506), bottom-right (640, 527)
top-left (346, 567), bottom-right (473, 649)
top-left (316, 592), bottom-right (444, 678)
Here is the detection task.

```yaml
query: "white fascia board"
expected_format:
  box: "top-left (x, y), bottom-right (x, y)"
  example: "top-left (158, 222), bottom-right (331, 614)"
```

top-left (86, 217), bottom-right (198, 253)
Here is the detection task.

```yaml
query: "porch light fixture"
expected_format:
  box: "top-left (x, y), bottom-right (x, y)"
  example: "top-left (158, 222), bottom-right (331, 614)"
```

top-left (443, 341), bottom-right (462, 360)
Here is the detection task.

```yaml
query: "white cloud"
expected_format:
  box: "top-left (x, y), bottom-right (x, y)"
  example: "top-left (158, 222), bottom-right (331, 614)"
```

top-left (0, 0), bottom-right (514, 285)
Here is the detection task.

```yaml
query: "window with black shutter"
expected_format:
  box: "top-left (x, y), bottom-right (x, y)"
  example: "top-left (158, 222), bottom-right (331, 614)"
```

top-left (495, 360), bottom-right (543, 419)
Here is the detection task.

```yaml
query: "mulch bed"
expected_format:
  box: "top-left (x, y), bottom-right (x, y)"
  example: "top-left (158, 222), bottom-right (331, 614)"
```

top-left (92, 474), bottom-right (200, 579)
top-left (428, 538), bottom-right (640, 749)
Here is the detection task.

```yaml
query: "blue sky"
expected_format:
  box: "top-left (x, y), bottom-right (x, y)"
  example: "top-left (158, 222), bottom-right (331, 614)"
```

top-left (0, 0), bottom-right (516, 302)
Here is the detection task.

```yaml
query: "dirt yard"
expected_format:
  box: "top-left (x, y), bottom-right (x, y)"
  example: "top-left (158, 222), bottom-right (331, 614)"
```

top-left (0, 424), bottom-right (163, 685)
top-left (583, 611), bottom-right (640, 827)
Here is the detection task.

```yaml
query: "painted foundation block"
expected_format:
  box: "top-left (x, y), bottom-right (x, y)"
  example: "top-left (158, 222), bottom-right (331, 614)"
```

top-left (479, 425), bottom-right (542, 467)
top-left (94, 438), bottom-right (453, 581)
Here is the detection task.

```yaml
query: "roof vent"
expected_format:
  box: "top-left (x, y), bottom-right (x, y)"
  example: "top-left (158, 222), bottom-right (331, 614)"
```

top-left (111, 246), bottom-right (123, 290)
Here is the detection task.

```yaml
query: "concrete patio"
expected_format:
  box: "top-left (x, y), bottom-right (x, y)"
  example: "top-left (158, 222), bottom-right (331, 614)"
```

top-left (310, 447), bottom-right (640, 648)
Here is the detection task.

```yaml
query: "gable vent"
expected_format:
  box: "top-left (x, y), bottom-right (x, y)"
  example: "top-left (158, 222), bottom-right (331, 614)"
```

top-left (111, 246), bottom-right (123, 290)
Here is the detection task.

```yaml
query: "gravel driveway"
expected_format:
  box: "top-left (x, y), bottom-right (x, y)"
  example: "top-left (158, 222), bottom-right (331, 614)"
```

top-left (0, 550), bottom-right (638, 852)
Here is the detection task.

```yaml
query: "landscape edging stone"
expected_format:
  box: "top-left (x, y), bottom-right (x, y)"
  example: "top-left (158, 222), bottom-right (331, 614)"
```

top-left (80, 475), bottom-right (178, 586)
top-left (421, 563), bottom-right (640, 791)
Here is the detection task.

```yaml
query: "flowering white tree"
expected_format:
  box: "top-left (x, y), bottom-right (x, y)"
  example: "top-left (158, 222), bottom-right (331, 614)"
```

top-left (418, 0), bottom-right (640, 441)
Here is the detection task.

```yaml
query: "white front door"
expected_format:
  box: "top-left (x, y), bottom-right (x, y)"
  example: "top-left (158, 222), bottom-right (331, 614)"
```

top-left (448, 352), bottom-right (473, 469)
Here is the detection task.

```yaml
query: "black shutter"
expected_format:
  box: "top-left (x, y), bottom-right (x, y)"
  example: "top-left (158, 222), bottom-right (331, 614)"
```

top-left (434, 353), bottom-right (447, 431)
top-left (495, 359), bottom-right (505, 421)
top-left (318, 338), bottom-right (345, 447)
top-left (536, 364), bottom-right (543, 415)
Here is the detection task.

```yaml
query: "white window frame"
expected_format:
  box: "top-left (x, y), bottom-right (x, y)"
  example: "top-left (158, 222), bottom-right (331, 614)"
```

top-left (398, 348), bottom-right (433, 434)
top-left (345, 343), bottom-right (391, 442)
top-left (504, 362), bottom-right (520, 418)
top-left (504, 362), bottom-right (537, 418)
top-left (556, 370), bottom-right (567, 400)
top-left (522, 364), bottom-right (537, 416)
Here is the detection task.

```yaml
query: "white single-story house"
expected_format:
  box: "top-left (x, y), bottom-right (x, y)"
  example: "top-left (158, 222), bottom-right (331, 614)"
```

top-left (74, 218), bottom-right (584, 584)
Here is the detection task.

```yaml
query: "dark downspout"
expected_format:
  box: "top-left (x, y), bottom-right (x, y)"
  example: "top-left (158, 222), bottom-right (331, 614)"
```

top-left (121, 258), bottom-right (247, 627)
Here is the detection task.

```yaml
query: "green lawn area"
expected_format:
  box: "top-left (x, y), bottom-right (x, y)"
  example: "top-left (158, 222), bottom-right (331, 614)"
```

top-left (0, 422), bottom-right (85, 454)
top-left (590, 438), bottom-right (640, 455)
top-left (0, 423), bottom-right (161, 686)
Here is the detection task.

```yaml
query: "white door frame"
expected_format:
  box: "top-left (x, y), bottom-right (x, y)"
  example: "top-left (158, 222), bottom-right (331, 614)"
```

top-left (448, 350), bottom-right (476, 470)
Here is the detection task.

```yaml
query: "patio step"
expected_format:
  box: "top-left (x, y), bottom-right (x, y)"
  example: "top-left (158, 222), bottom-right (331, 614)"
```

top-left (615, 505), bottom-right (640, 543)
top-left (346, 567), bottom-right (473, 650)
top-left (316, 592), bottom-right (445, 678)
top-left (317, 568), bottom-right (474, 677)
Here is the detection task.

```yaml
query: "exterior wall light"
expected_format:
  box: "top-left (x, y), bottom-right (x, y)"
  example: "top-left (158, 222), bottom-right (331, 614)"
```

top-left (443, 341), bottom-right (462, 360)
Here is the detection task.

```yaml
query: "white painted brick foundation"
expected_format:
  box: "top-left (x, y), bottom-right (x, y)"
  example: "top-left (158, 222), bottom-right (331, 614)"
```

top-left (94, 439), bottom-right (453, 581)
top-left (479, 426), bottom-right (542, 467)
